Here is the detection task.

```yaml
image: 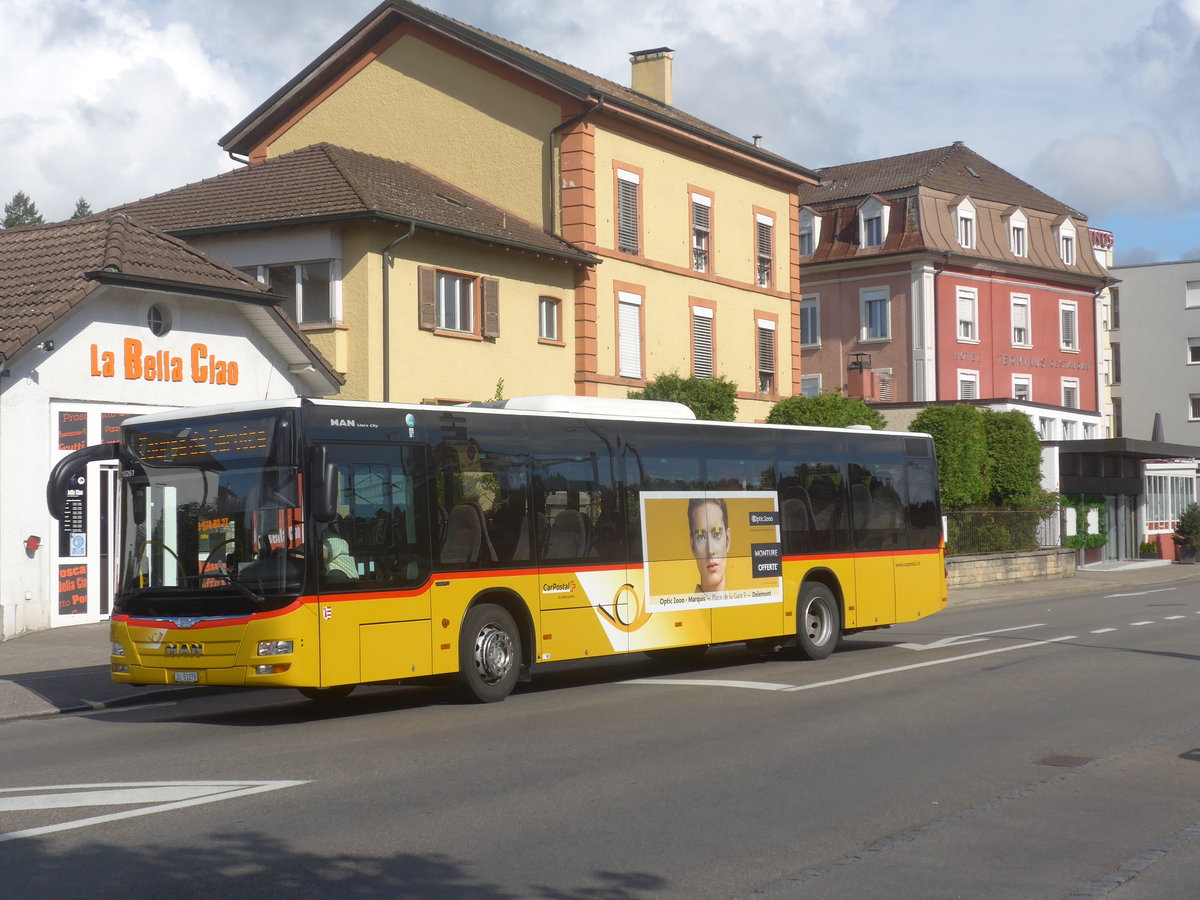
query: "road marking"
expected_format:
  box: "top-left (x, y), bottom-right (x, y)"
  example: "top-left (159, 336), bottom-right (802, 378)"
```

top-left (1131, 621), bottom-right (1155, 626)
top-left (1091, 628), bottom-right (1117, 634)
top-left (1165, 615), bottom-right (1187, 620)
top-left (894, 623), bottom-right (1046, 652)
top-left (624, 636), bottom-right (1077, 694)
top-left (1106, 588), bottom-right (1177, 598)
top-left (0, 781), bottom-right (309, 843)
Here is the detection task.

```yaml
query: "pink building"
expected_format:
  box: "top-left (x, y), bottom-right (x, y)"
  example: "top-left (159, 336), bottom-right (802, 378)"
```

top-left (796, 143), bottom-right (1111, 439)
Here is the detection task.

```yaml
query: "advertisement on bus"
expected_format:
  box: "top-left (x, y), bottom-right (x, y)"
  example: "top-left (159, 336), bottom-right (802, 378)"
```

top-left (639, 490), bottom-right (782, 612)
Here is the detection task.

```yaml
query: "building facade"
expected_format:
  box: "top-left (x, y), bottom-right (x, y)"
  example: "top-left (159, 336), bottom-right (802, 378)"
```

top-left (191, 0), bottom-right (818, 419)
top-left (0, 214), bottom-right (340, 637)
top-left (795, 142), bottom-right (1112, 441)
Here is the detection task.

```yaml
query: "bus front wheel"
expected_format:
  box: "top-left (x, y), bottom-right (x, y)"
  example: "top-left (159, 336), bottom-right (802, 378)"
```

top-left (458, 603), bottom-right (521, 703)
top-left (796, 583), bottom-right (840, 660)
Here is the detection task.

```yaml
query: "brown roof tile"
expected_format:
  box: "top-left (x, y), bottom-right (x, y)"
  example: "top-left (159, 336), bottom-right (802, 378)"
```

top-left (114, 143), bottom-right (597, 263)
top-left (220, 1), bottom-right (816, 182)
top-left (798, 142), bottom-right (1082, 218)
top-left (0, 213), bottom-right (339, 383)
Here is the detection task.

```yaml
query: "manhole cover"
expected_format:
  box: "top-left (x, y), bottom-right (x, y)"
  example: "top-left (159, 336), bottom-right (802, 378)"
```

top-left (1038, 755), bottom-right (1095, 768)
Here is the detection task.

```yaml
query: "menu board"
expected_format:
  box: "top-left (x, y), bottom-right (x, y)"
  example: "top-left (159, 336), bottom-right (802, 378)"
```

top-left (58, 474), bottom-right (87, 556)
top-left (58, 411), bottom-right (87, 451)
top-left (101, 412), bottom-right (132, 444)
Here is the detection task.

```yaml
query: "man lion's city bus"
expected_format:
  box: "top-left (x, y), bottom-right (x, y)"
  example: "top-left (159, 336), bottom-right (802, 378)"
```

top-left (47, 396), bottom-right (946, 703)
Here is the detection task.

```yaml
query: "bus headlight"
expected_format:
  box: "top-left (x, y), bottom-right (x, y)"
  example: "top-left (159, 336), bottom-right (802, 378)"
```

top-left (257, 640), bottom-right (294, 656)
top-left (112, 642), bottom-right (125, 657)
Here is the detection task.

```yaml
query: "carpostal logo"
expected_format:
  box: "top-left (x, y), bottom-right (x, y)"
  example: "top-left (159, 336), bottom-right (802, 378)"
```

top-left (542, 580), bottom-right (576, 594)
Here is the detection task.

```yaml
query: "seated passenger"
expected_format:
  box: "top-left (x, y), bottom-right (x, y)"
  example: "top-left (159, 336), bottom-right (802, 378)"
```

top-left (322, 535), bottom-right (359, 583)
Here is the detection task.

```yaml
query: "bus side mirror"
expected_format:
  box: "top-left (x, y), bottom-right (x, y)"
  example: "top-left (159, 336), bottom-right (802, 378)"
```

top-left (47, 443), bottom-right (120, 519)
top-left (311, 446), bottom-right (337, 523)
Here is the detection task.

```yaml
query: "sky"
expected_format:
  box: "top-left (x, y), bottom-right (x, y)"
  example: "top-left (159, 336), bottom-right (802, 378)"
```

top-left (2, 0), bottom-right (1199, 265)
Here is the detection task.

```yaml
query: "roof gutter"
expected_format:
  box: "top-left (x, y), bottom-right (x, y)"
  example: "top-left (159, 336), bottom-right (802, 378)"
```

top-left (549, 97), bottom-right (605, 238)
top-left (83, 270), bottom-right (282, 306)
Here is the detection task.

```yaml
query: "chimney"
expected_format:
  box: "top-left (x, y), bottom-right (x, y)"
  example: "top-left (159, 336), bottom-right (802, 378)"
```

top-left (630, 47), bottom-right (673, 105)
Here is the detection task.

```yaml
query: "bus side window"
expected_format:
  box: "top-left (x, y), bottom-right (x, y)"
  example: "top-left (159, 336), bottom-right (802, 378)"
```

top-left (435, 446), bottom-right (530, 568)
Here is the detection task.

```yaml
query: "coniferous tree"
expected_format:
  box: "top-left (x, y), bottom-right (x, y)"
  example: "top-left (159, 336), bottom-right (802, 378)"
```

top-left (3, 191), bottom-right (44, 228)
top-left (70, 197), bottom-right (93, 219)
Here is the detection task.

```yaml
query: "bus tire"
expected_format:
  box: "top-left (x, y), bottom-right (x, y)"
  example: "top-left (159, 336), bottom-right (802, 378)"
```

top-left (458, 603), bottom-right (521, 703)
top-left (298, 684), bottom-right (355, 702)
top-left (796, 583), bottom-right (840, 660)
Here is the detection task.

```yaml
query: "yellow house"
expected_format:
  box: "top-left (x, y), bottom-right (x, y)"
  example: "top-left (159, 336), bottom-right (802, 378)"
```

top-left (147, 1), bottom-right (820, 417)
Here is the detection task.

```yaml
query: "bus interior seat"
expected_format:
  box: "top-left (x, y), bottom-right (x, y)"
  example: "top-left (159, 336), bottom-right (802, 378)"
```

top-left (782, 493), bottom-right (815, 534)
top-left (442, 502), bottom-right (490, 564)
top-left (543, 509), bottom-right (590, 560)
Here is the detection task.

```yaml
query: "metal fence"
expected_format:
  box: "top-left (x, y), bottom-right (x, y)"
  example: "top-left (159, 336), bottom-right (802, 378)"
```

top-left (944, 508), bottom-right (1060, 557)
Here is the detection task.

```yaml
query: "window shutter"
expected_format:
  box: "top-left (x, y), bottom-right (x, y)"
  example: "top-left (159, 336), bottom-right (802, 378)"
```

top-left (618, 292), bottom-right (642, 379)
top-left (482, 277), bottom-right (500, 339)
top-left (1061, 306), bottom-right (1076, 348)
top-left (617, 172), bottom-right (640, 254)
top-left (957, 293), bottom-right (974, 338)
top-left (1012, 300), bottom-right (1029, 343)
top-left (692, 306), bottom-right (713, 379)
top-left (417, 266), bottom-right (436, 331)
top-left (757, 319), bottom-right (776, 373)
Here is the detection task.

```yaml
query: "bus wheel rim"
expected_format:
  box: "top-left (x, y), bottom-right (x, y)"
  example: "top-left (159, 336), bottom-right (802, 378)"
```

top-left (473, 623), bottom-right (515, 684)
top-left (805, 600), bottom-right (830, 643)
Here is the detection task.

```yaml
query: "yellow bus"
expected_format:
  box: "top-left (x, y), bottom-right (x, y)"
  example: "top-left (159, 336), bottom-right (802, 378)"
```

top-left (48, 396), bottom-right (945, 703)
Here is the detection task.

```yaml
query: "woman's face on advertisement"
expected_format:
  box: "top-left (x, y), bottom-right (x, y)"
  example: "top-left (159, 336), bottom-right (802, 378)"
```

top-left (690, 501), bottom-right (730, 592)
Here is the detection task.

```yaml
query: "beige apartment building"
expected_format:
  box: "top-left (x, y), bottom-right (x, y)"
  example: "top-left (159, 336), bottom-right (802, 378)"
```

top-left (124, 0), bottom-right (817, 418)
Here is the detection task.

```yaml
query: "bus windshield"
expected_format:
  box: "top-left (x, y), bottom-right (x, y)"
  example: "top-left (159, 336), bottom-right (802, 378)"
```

top-left (117, 411), bottom-right (303, 617)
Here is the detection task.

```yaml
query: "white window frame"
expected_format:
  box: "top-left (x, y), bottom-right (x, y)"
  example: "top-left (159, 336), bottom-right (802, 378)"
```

top-left (800, 294), bottom-right (820, 347)
top-left (617, 290), bottom-right (643, 379)
top-left (1006, 208), bottom-right (1028, 258)
top-left (957, 369), bottom-right (980, 401)
top-left (691, 193), bottom-right (711, 273)
top-left (1190, 395), bottom-right (1200, 422)
top-left (876, 367), bottom-right (894, 401)
top-left (755, 213), bottom-right (774, 288)
top-left (1060, 300), bottom-right (1079, 351)
top-left (860, 287), bottom-right (890, 342)
top-left (756, 317), bottom-right (777, 394)
top-left (616, 168), bottom-right (641, 255)
top-left (956, 286), bottom-right (979, 342)
top-left (691, 304), bottom-right (714, 379)
top-left (955, 198), bottom-right (976, 249)
top-left (1011, 294), bottom-right (1031, 347)
top-left (1012, 374), bottom-right (1032, 402)
top-left (1062, 377), bottom-right (1080, 409)
top-left (538, 296), bottom-right (560, 342)
top-left (858, 196), bottom-right (889, 248)
top-left (1187, 281), bottom-right (1200, 309)
top-left (436, 271), bottom-right (475, 333)
top-left (798, 208), bottom-right (821, 257)
top-left (1039, 417), bottom-right (1055, 440)
top-left (800, 374), bottom-right (821, 397)
top-left (250, 260), bottom-right (341, 325)
top-left (1188, 337), bottom-right (1200, 365)
top-left (1055, 218), bottom-right (1077, 265)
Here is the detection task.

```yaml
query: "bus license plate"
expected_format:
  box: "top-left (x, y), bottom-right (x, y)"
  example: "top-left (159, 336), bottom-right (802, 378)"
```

top-left (173, 671), bottom-right (199, 684)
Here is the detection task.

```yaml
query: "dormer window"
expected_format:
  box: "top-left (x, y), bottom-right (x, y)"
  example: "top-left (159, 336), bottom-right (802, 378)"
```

top-left (1004, 207), bottom-right (1028, 258)
top-left (798, 207), bottom-right (821, 257)
top-left (857, 196), bottom-right (889, 249)
top-left (1055, 217), bottom-right (1077, 266)
top-left (954, 197), bottom-right (976, 249)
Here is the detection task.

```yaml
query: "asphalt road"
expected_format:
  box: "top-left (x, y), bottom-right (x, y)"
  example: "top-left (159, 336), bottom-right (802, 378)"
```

top-left (4, 579), bottom-right (1200, 899)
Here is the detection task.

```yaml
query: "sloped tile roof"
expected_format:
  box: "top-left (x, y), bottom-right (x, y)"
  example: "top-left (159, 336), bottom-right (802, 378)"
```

top-left (798, 142), bottom-right (1082, 218)
top-left (114, 143), bottom-right (597, 263)
top-left (220, 0), bottom-right (815, 181)
top-left (0, 213), bottom-right (339, 383)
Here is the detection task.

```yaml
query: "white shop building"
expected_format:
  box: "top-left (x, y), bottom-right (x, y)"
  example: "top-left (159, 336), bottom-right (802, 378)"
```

top-left (0, 214), bottom-right (341, 638)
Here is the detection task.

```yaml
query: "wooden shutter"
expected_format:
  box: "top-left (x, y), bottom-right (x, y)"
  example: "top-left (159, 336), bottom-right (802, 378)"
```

top-left (692, 306), bottom-right (713, 379)
top-left (616, 171), bottom-right (640, 254)
top-left (417, 266), bottom-right (436, 331)
top-left (482, 277), bottom-right (500, 339)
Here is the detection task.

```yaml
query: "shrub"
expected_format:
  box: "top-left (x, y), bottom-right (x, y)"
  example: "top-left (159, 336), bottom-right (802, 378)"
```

top-left (630, 372), bottom-right (738, 421)
top-left (909, 405), bottom-right (988, 509)
top-left (766, 392), bottom-right (886, 429)
top-left (981, 409), bottom-right (1043, 506)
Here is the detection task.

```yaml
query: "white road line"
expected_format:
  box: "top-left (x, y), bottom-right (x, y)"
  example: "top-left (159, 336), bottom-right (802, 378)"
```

top-left (623, 635), bottom-right (1077, 694)
top-left (1091, 628), bottom-right (1117, 634)
top-left (1131, 621), bottom-right (1155, 626)
top-left (1106, 588), bottom-right (1177, 598)
top-left (894, 623), bottom-right (1047, 651)
top-left (0, 781), bottom-right (309, 843)
top-left (1165, 615), bottom-right (1187, 620)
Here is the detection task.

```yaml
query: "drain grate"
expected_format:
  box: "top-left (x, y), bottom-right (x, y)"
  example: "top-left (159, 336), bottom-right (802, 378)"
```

top-left (1038, 754), bottom-right (1095, 768)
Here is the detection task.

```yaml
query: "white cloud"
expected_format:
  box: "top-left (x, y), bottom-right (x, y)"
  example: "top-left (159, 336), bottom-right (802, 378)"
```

top-left (1030, 130), bottom-right (1184, 217)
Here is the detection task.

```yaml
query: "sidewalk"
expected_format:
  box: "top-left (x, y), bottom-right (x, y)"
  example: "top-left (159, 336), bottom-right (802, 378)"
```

top-left (4, 560), bottom-right (1200, 720)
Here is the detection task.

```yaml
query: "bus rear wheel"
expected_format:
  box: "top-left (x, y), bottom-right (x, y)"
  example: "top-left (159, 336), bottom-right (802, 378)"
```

top-left (796, 583), bottom-right (840, 660)
top-left (458, 603), bottom-right (521, 703)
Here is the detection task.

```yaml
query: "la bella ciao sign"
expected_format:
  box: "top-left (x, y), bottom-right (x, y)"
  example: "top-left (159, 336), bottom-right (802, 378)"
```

top-left (91, 338), bottom-right (240, 385)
